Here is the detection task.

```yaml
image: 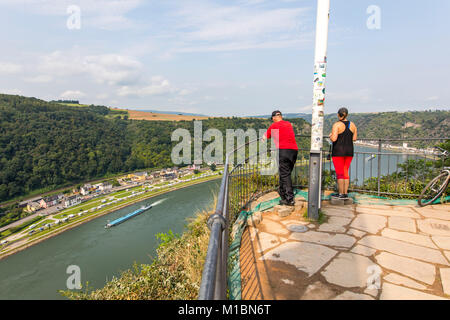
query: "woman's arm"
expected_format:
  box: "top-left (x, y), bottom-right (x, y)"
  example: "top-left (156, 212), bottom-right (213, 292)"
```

top-left (329, 123), bottom-right (340, 142)
top-left (352, 124), bottom-right (358, 141)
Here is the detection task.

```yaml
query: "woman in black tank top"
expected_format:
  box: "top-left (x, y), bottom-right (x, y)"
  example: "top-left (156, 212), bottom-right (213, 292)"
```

top-left (329, 108), bottom-right (357, 199)
top-left (331, 120), bottom-right (354, 157)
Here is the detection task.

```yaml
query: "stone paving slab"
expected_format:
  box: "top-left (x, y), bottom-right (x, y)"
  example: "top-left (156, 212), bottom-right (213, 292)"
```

top-left (414, 208), bottom-right (450, 221)
top-left (255, 232), bottom-right (286, 253)
top-left (301, 281), bottom-right (336, 300)
top-left (375, 251), bottom-right (436, 285)
top-left (445, 251), bottom-right (450, 262)
top-left (355, 206), bottom-right (421, 219)
top-left (240, 198), bottom-right (450, 300)
top-left (289, 231), bottom-right (356, 248)
top-left (417, 219), bottom-right (450, 236)
top-left (347, 228), bottom-right (367, 238)
top-left (381, 228), bottom-right (437, 249)
top-left (358, 235), bottom-right (449, 265)
top-left (333, 291), bottom-right (374, 300)
top-left (383, 273), bottom-right (427, 290)
top-left (350, 214), bottom-right (387, 234)
top-left (317, 216), bottom-right (352, 233)
top-left (321, 252), bottom-right (378, 288)
top-left (258, 219), bottom-right (290, 237)
top-left (440, 268), bottom-right (450, 296)
top-left (259, 241), bottom-right (338, 277)
top-left (432, 236), bottom-right (450, 250)
top-left (388, 216), bottom-right (417, 233)
top-left (321, 206), bottom-right (355, 219)
top-left (350, 244), bottom-right (377, 257)
top-left (380, 282), bottom-right (447, 300)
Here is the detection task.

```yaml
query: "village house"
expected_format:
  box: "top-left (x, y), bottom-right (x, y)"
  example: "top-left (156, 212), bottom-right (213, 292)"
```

top-left (39, 195), bottom-right (60, 209)
top-left (128, 172), bottom-right (148, 182)
top-left (80, 184), bottom-right (93, 196)
top-left (26, 201), bottom-right (41, 213)
top-left (19, 196), bottom-right (42, 209)
top-left (64, 195), bottom-right (81, 208)
top-left (92, 183), bottom-right (104, 192)
top-left (98, 182), bottom-right (112, 192)
top-left (188, 164), bottom-right (200, 171)
top-left (149, 171), bottom-right (160, 179)
top-left (163, 172), bottom-right (177, 181)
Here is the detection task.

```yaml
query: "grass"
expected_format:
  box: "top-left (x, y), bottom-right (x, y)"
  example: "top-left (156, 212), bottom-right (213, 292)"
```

top-left (32, 219), bottom-right (54, 229)
top-left (303, 208), bottom-right (327, 224)
top-left (59, 200), bottom-right (214, 300)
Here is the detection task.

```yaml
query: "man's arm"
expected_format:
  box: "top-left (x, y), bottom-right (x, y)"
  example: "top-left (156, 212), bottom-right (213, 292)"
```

top-left (262, 124), bottom-right (273, 141)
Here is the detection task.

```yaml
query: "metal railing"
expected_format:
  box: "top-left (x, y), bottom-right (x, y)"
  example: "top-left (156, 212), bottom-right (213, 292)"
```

top-left (198, 136), bottom-right (449, 299)
top-left (292, 137), bottom-right (449, 197)
top-left (199, 138), bottom-right (276, 299)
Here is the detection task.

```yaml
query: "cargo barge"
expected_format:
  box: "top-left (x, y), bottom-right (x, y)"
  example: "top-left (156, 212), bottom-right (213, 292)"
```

top-left (105, 204), bottom-right (152, 228)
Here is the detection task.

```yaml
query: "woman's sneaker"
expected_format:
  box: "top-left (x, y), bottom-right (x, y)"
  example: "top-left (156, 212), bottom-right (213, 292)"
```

top-left (339, 194), bottom-right (348, 199)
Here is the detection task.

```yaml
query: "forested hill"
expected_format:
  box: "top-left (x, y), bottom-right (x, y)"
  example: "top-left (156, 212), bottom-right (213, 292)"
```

top-left (0, 94), bottom-right (310, 202)
top-left (249, 110), bottom-right (449, 141)
top-left (323, 110), bottom-right (449, 140)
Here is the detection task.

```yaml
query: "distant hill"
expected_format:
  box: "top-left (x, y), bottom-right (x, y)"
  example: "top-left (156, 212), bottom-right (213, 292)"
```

top-left (138, 109), bottom-right (207, 117)
top-left (124, 109), bottom-right (211, 121)
top-left (247, 113), bottom-right (312, 122)
top-left (323, 110), bottom-right (450, 147)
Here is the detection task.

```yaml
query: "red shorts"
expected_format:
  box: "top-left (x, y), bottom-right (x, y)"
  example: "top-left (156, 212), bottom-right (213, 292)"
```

top-left (332, 156), bottom-right (353, 180)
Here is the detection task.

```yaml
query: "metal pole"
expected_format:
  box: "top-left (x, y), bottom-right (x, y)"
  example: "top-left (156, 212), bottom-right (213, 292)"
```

top-left (308, 0), bottom-right (330, 220)
top-left (377, 139), bottom-right (382, 196)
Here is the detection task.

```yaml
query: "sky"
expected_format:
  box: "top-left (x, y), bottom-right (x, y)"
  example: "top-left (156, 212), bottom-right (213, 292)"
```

top-left (0, 0), bottom-right (449, 116)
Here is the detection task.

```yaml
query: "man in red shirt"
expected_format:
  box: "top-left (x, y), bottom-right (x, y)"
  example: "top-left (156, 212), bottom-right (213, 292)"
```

top-left (262, 110), bottom-right (298, 206)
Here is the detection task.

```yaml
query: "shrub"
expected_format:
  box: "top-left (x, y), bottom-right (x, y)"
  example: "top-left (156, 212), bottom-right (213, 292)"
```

top-left (60, 204), bottom-right (213, 300)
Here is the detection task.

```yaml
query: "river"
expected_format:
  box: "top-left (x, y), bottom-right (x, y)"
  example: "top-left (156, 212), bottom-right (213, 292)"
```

top-left (0, 146), bottom-right (429, 300)
top-left (0, 179), bottom-right (220, 300)
top-left (326, 145), bottom-right (428, 186)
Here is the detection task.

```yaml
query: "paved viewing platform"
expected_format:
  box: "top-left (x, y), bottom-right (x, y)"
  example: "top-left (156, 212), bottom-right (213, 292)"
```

top-left (240, 192), bottom-right (450, 300)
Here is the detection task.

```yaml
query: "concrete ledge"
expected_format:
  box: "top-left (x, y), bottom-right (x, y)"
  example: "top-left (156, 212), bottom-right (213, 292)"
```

top-left (274, 205), bottom-right (294, 217)
top-left (330, 196), bottom-right (353, 206)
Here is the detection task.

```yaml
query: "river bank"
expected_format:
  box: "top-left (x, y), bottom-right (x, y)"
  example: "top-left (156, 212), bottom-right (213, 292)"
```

top-left (0, 175), bottom-right (221, 261)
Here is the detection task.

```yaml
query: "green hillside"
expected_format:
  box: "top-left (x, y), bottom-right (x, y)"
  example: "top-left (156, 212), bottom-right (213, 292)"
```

top-left (0, 94), bottom-right (310, 203)
top-left (323, 110), bottom-right (449, 142)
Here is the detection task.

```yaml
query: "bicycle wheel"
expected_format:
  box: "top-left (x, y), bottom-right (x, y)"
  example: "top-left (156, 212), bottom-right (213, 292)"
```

top-left (418, 171), bottom-right (450, 207)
